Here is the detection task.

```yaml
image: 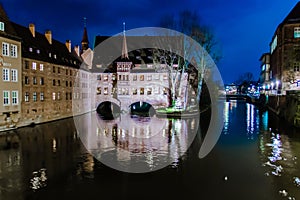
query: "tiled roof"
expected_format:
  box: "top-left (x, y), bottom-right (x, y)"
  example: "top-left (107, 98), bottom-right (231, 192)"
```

top-left (11, 22), bottom-right (81, 68)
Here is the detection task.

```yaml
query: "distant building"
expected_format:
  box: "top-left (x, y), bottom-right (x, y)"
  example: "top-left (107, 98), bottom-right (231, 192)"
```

top-left (0, 5), bottom-right (22, 129)
top-left (91, 30), bottom-right (190, 112)
top-left (269, 2), bottom-right (300, 94)
top-left (259, 53), bottom-right (274, 94)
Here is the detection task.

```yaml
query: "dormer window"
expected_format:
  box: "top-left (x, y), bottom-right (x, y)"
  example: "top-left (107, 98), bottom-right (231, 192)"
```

top-left (0, 22), bottom-right (4, 31)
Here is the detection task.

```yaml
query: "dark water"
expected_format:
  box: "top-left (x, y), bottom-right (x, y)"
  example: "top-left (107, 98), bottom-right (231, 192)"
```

top-left (0, 101), bottom-right (300, 200)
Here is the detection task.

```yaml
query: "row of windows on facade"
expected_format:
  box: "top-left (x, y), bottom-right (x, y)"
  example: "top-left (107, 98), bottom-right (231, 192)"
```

top-left (2, 68), bottom-right (18, 81)
top-left (24, 61), bottom-right (77, 75)
top-left (2, 42), bottom-right (18, 57)
top-left (96, 87), bottom-right (168, 95)
top-left (27, 48), bottom-right (78, 65)
top-left (23, 92), bottom-right (88, 102)
top-left (24, 76), bottom-right (74, 87)
top-left (3, 91), bottom-right (19, 105)
top-left (96, 74), bottom-right (168, 81)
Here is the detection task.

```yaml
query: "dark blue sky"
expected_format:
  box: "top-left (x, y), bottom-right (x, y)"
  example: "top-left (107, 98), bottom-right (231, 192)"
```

top-left (2, 0), bottom-right (299, 83)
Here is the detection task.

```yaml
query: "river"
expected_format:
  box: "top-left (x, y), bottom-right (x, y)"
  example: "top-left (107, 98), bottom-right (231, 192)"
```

top-left (0, 100), bottom-right (300, 200)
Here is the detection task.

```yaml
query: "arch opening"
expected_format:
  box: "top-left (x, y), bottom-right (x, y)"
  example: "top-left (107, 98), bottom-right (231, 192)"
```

top-left (129, 101), bottom-right (156, 117)
top-left (96, 101), bottom-right (121, 120)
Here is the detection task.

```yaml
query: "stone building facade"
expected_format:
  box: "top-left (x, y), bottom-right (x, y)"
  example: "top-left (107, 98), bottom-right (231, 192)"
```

top-left (0, 6), bottom-right (22, 130)
top-left (269, 2), bottom-right (300, 94)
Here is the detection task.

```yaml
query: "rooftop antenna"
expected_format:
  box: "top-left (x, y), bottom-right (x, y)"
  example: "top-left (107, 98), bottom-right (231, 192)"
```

top-left (83, 17), bottom-right (87, 28)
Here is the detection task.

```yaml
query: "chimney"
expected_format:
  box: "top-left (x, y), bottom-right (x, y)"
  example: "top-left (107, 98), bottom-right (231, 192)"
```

top-left (65, 40), bottom-right (71, 53)
top-left (45, 30), bottom-right (52, 44)
top-left (74, 45), bottom-right (80, 56)
top-left (29, 23), bottom-right (35, 37)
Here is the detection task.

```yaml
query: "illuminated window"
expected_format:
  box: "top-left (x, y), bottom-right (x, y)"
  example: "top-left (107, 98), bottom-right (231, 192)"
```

top-left (140, 75), bottom-right (144, 81)
top-left (40, 64), bottom-right (44, 71)
top-left (2, 68), bottom-right (9, 81)
top-left (294, 27), bottom-right (300, 38)
top-left (97, 87), bottom-right (101, 95)
top-left (57, 92), bottom-right (60, 100)
top-left (147, 75), bottom-right (152, 81)
top-left (12, 91), bottom-right (18, 105)
top-left (10, 44), bottom-right (17, 58)
top-left (3, 91), bottom-right (9, 105)
top-left (163, 87), bottom-right (168, 95)
top-left (0, 22), bottom-right (4, 31)
top-left (271, 35), bottom-right (277, 54)
top-left (147, 88), bottom-right (152, 95)
top-left (52, 92), bottom-right (56, 100)
top-left (140, 88), bottom-right (144, 95)
top-left (2, 42), bottom-right (9, 56)
top-left (104, 75), bottom-right (108, 81)
top-left (32, 62), bottom-right (37, 70)
top-left (104, 87), bottom-right (108, 95)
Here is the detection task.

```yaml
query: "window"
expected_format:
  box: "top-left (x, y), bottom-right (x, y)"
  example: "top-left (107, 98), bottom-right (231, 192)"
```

top-left (112, 74), bottom-right (116, 80)
top-left (25, 92), bottom-right (29, 102)
top-left (140, 75), bottom-right (144, 81)
top-left (133, 75), bottom-right (137, 81)
top-left (53, 66), bottom-right (55, 73)
top-left (140, 88), bottom-right (144, 95)
top-left (69, 81), bottom-right (72, 87)
top-left (33, 92), bottom-right (37, 102)
top-left (147, 75), bottom-right (152, 81)
top-left (32, 62), bottom-right (37, 70)
top-left (3, 91), bottom-right (9, 105)
top-left (40, 64), bottom-right (44, 71)
top-left (29, 47), bottom-right (33, 52)
top-left (103, 75), bottom-right (108, 81)
top-left (66, 69), bottom-right (68, 75)
top-left (147, 88), bottom-right (152, 95)
top-left (294, 62), bottom-right (300, 72)
top-left (2, 68), bottom-right (9, 81)
top-left (132, 88), bottom-right (137, 95)
top-left (271, 35), bottom-right (277, 54)
top-left (40, 92), bottom-right (44, 101)
top-left (52, 92), bottom-right (56, 100)
top-left (25, 76), bottom-right (29, 85)
top-left (57, 80), bottom-right (60, 86)
top-left (40, 77), bottom-right (44, 85)
top-left (53, 79), bottom-right (55, 86)
top-left (11, 69), bottom-right (17, 82)
top-left (0, 22), bottom-right (4, 31)
top-left (57, 67), bottom-right (60, 73)
top-left (12, 91), bottom-right (18, 105)
top-left (10, 45), bottom-right (17, 58)
top-left (97, 87), bottom-right (101, 95)
top-left (33, 77), bottom-right (37, 85)
top-left (2, 42), bottom-right (9, 56)
top-left (66, 93), bottom-right (68, 100)
top-left (57, 92), bottom-right (60, 100)
top-left (25, 61), bottom-right (29, 69)
top-left (163, 75), bottom-right (168, 80)
top-left (104, 87), bottom-right (108, 95)
top-left (37, 49), bottom-right (40, 54)
top-left (69, 92), bottom-right (72, 100)
top-left (163, 87), bottom-right (168, 95)
top-left (66, 81), bottom-right (68, 87)
top-left (295, 27), bottom-right (300, 38)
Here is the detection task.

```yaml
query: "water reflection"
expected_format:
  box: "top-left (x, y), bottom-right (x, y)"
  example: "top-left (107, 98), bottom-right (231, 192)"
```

top-left (74, 112), bottom-right (198, 173)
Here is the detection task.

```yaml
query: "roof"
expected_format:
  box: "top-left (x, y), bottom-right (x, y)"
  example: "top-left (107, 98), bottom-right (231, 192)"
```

top-left (92, 35), bottom-right (183, 71)
top-left (283, 2), bottom-right (300, 24)
top-left (0, 3), bottom-right (20, 41)
top-left (11, 22), bottom-right (81, 68)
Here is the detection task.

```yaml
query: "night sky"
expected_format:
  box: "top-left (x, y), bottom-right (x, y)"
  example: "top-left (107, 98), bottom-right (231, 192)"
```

top-left (2, 0), bottom-right (299, 84)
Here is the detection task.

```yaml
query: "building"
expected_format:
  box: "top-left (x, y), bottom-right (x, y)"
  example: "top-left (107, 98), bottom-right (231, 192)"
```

top-left (269, 1), bottom-right (300, 94)
top-left (259, 53), bottom-right (274, 94)
top-left (0, 5), bottom-right (22, 130)
top-left (91, 28), bottom-right (190, 113)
